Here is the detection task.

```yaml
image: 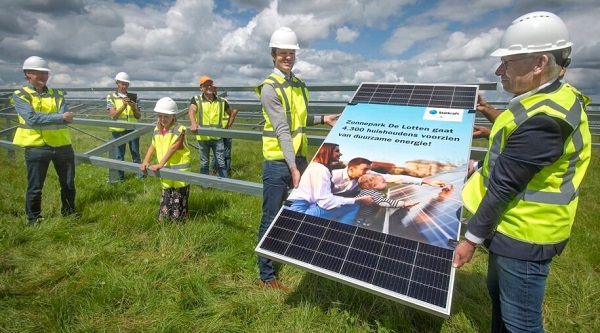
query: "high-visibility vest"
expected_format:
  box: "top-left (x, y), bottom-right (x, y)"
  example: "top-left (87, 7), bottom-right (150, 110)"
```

top-left (462, 82), bottom-right (592, 244)
top-left (152, 123), bottom-right (191, 189)
top-left (255, 73), bottom-right (309, 160)
top-left (221, 102), bottom-right (230, 129)
top-left (193, 95), bottom-right (226, 141)
top-left (107, 92), bottom-right (139, 132)
top-left (12, 86), bottom-right (71, 148)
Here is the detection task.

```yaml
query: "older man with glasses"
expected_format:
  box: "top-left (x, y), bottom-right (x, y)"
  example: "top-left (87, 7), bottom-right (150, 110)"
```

top-left (453, 12), bottom-right (592, 333)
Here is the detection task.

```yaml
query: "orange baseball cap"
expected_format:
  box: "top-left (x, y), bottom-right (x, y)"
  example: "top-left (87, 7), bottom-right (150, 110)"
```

top-left (199, 76), bottom-right (213, 85)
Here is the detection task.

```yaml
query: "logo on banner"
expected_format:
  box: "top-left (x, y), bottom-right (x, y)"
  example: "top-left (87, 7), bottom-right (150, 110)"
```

top-left (423, 108), bottom-right (464, 122)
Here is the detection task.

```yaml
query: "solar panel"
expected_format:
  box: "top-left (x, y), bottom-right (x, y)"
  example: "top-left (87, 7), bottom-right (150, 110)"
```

top-left (260, 208), bottom-right (455, 311)
top-left (350, 83), bottom-right (477, 109)
top-left (256, 83), bottom-right (478, 317)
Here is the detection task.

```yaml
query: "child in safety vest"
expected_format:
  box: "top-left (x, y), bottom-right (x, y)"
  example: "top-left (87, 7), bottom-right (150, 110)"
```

top-left (140, 97), bottom-right (191, 222)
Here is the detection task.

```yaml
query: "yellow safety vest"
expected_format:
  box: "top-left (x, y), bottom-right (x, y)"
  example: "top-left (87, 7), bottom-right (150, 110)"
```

top-left (255, 73), bottom-right (309, 160)
top-left (12, 87), bottom-right (71, 148)
top-left (221, 101), bottom-right (230, 129)
top-left (152, 123), bottom-right (191, 189)
top-left (107, 92), bottom-right (139, 132)
top-left (193, 95), bottom-right (226, 141)
top-left (462, 83), bottom-right (592, 244)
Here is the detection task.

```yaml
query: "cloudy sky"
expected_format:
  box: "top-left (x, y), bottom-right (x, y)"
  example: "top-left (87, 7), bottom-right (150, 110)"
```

top-left (1, 0), bottom-right (599, 102)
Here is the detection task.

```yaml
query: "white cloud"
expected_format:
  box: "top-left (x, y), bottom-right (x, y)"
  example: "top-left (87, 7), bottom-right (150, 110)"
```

top-left (336, 26), bottom-right (359, 43)
top-left (439, 28), bottom-right (504, 60)
top-left (294, 60), bottom-right (324, 80)
top-left (0, 0), bottom-right (598, 104)
top-left (382, 23), bottom-right (447, 55)
top-left (352, 70), bottom-right (375, 83)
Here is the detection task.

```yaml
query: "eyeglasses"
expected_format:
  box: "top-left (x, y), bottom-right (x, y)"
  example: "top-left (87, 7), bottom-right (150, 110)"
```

top-left (500, 56), bottom-right (532, 70)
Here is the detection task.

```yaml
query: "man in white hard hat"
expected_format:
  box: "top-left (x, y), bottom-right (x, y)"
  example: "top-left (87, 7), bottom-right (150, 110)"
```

top-left (453, 12), bottom-right (592, 332)
top-left (107, 71), bottom-right (143, 182)
top-left (255, 27), bottom-right (339, 291)
top-left (12, 56), bottom-right (77, 225)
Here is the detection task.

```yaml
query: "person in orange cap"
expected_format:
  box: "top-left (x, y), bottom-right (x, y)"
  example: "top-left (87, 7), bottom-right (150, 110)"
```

top-left (188, 76), bottom-right (236, 177)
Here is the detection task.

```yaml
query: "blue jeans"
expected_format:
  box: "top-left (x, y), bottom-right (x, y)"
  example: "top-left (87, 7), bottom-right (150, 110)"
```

top-left (25, 145), bottom-right (76, 222)
top-left (212, 138), bottom-right (232, 173)
top-left (111, 130), bottom-right (141, 180)
top-left (287, 199), bottom-right (360, 224)
top-left (257, 158), bottom-right (307, 282)
top-left (198, 139), bottom-right (227, 177)
top-left (487, 253), bottom-right (551, 333)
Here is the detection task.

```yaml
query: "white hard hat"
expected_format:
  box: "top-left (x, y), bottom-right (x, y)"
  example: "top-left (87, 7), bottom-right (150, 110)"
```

top-left (269, 27), bottom-right (300, 49)
top-left (491, 11), bottom-right (573, 57)
top-left (154, 97), bottom-right (178, 115)
top-left (22, 56), bottom-right (50, 72)
top-left (114, 72), bottom-right (130, 83)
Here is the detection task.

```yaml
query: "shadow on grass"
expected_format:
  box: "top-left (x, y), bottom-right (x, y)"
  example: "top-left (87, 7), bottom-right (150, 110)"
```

top-left (189, 191), bottom-right (232, 218)
top-left (284, 267), bottom-right (490, 332)
top-left (78, 180), bottom-right (145, 206)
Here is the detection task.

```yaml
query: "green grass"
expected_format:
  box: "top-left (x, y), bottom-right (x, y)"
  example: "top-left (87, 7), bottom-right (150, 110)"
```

top-left (0, 125), bottom-right (598, 332)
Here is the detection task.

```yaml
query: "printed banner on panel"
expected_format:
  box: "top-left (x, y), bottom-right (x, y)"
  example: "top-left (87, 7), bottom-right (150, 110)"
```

top-left (284, 102), bottom-right (476, 249)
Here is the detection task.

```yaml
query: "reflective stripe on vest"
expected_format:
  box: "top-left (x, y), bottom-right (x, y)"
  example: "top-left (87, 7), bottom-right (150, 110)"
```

top-left (221, 103), bottom-right (230, 128)
top-left (194, 95), bottom-right (225, 141)
top-left (462, 83), bottom-right (592, 244)
top-left (12, 87), bottom-right (71, 148)
top-left (108, 92), bottom-right (139, 132)
top-left (152, 124), bottom-right (191, 189)
top-left (255, 73), bottom-right (309, 160)
top-left (19, 124), bottom-right (68, 130)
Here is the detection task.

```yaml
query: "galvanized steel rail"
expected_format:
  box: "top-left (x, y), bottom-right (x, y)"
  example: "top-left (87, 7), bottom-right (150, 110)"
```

top-left (1, 84), bottom-right (597, 196)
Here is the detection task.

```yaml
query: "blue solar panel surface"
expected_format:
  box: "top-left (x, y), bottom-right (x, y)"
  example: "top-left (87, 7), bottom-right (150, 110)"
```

top-left (350, 83), bottom-right (477, 109)
top-left (260, 209), bottom-right (454, 308)
top-left (256, 83), bottom-right (478, 317)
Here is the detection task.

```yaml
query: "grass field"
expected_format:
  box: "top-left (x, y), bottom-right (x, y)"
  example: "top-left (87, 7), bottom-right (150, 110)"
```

top-left (0, 124), bottom-right (598, 333)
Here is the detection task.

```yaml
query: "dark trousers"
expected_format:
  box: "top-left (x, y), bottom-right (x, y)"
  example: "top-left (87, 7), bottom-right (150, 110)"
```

top-left (25, 145), bottom-right (76, 222)
top-left (257, 157), bottom-right (307, 281)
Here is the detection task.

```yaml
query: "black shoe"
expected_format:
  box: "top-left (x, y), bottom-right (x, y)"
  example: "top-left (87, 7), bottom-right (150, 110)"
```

top-left (28, 217), bottom-right (44, 226)
top-left (62, 211), bottom-right (82, 219)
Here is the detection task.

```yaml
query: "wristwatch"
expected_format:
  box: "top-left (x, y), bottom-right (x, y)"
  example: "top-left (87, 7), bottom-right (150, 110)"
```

top-left (465, 238), bottom-right (479, 248)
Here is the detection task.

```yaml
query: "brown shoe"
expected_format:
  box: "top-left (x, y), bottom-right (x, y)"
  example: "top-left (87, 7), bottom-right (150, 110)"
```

top-left (260, 279), bottom-right (291, 292)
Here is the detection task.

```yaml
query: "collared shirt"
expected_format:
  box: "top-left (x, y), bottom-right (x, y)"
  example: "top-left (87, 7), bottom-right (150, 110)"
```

top-left (506, 80), bottom-right (554, 110)
top-left (274, 67), bottom-right (292, 81)
top-left (331, 167), bottom-right (354, 194)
